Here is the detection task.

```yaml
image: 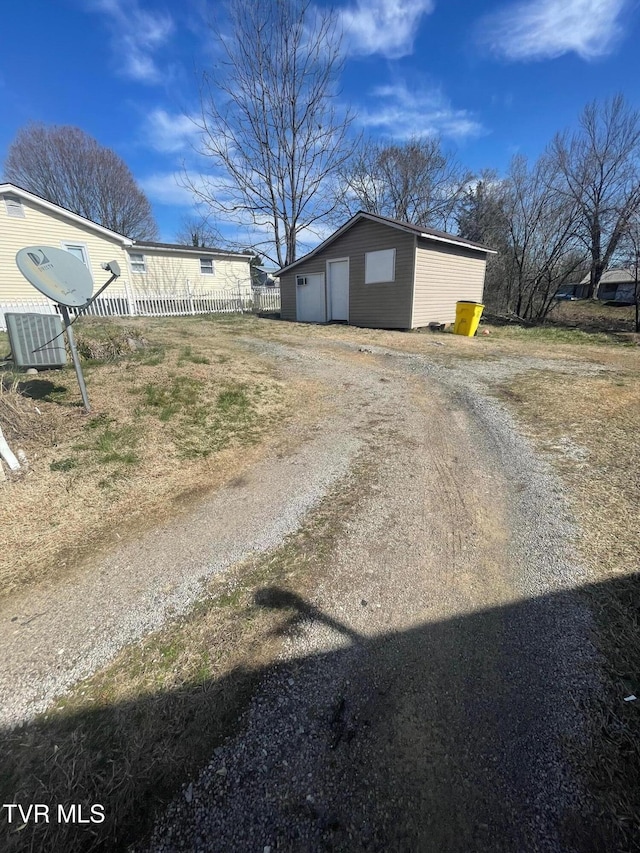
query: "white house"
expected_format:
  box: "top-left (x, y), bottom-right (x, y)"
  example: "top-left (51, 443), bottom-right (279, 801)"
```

top-left (0, 183), bottom-right (253, 326)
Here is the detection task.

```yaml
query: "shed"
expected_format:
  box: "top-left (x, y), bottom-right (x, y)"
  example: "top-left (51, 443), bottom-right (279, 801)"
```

top-left (276, 212), bottom-right (496, 329)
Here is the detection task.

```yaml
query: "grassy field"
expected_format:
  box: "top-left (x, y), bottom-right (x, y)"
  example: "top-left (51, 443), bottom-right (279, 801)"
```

top-left (0, 316), bottom-right (303, 597)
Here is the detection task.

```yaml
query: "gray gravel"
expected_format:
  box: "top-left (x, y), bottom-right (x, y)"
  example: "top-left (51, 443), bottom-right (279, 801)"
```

top-left (145, 338), bottom-right (601, 853)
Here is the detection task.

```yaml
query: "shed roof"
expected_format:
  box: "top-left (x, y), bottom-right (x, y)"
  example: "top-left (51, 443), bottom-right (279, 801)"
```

top-left (276, 211), bottom-right (497, 275)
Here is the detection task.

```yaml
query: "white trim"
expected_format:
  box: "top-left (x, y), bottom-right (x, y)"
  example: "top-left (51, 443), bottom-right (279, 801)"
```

top-left (418, 232), bottom-right (497, 254)
top-left (200, 257), bottom-right (215, 275)
top-left (0, 183), bottom-right (134, 245)
top-left (128, 251), bottom-right (146, 274)
top-left (364, 248), bottom-right (396, 284)
top-left (326, 256), bottom-right (350, 322)
top-left (410, 235), bottom-right (417, 329)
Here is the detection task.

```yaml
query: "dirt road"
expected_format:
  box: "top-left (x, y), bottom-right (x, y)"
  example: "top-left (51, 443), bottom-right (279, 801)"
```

top-left (144, 337), bottom-right (600, 852)
top-left (0, 332), bottom-right (602, 851)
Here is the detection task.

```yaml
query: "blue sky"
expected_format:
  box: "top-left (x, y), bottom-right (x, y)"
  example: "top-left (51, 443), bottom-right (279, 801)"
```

top-left (0, 0), bottom-right (638, 246)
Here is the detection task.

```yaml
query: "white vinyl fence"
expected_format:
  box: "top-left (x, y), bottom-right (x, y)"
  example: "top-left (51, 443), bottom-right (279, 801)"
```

top-left (0, 286), bottom-right (281, 331)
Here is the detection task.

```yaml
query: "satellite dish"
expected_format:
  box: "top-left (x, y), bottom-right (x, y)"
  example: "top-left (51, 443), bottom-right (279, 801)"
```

top-left (16, 246), bottom-right (93, 307)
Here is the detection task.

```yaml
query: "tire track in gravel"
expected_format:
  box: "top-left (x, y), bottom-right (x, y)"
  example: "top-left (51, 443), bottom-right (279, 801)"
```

top-left (146, 337), bottom-right (599, 853)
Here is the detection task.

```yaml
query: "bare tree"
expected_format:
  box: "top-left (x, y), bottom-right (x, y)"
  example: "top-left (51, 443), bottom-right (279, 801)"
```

top-left (502, 155), bottom-right (586, 321)
top-left (4, 123), bottom-right (158, 240)
top-left (619, 219), bottom-right (640, 332)
top-left (547, 95), bottom-right (640, 299)
top-left (337, 137), bottom-right (472, 231)
top-left (189, 0), bottom-right (355, 267)
top-left (175, 213), bottom-right (222, 248)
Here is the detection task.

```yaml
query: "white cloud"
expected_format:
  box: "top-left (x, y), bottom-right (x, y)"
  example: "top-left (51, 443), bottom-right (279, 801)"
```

top-left (90, 0), bottom-right (174, 83)
top-left (359, 82), bottom-right (484, 140)
top-left (479, 0), bottom-right (628, 61)
top-left (340, 0), bottom-right (435, 58)
top-left (138, 172), bottom-right (198, 206)
top-left (143, 109), bottom-right (201, 153)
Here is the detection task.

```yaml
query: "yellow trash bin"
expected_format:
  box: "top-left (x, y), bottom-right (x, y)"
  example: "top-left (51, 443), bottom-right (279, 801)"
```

top-left (454, 301), bottom-right (484, 337)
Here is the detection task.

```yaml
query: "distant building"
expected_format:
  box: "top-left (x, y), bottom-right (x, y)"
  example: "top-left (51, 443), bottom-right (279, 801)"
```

top-left (580, 268), bottom-right (638, 303)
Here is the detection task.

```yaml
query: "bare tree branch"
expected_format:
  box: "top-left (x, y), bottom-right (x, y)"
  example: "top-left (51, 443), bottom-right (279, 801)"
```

top-left (336, 137), bottom-right (472, 231)
top-left (186, 0), bottom-right (356, 267)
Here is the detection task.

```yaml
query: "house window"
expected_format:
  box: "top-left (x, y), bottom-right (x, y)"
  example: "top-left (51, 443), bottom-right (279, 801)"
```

top-left (200, 258), bottom-right (214, 274)
top-left (4, 195), bottom-right (25, 218)
top-left (63, 244), bottom-right (89, 267)
top-left (365, 248), bottom-right (396, 284)
top-left (130, 252), bottom-right (146, 273)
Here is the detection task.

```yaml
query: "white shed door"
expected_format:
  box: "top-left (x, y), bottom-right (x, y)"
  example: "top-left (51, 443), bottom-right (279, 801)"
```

top-left (328, 259), bottom-right (349, 321)
top-left (296, 273), bottom-right (326, 323)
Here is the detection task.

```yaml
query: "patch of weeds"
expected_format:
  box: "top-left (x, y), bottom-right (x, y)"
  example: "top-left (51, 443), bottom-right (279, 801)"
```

top-left (488, 324), bottom-right (632, 346)
top-left (86, 413), bottom-right (111, 430)
top-left (141, 377), bottom-right (203, 422)
top-left (94, 426), bottom-right (140, 464)
top-left (177, 383), bottom-right (257, 459)
top-left (78, 417), bottom-right (141, 466)
top-left (50, 457), bottom-right (78, 472)
top-left (177, 345), bottom-right (210, 366)
top-left (217, 386), bottom-right (250, 414)
top-left (139, 348), bottom-right (166, 366)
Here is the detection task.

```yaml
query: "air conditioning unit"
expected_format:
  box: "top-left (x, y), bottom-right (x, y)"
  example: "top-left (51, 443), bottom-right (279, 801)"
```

top-left (5, 313), bottom-right (67, 369)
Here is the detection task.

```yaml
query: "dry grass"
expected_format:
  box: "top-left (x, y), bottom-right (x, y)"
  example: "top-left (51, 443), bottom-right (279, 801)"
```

top-left (232, 311), bottom-right (639, 369)
top-left (494, 365), bottom-right (640, 847)
top-left (0, 316), bottom-right (301, 597)
top-left (0, 455), bottom-right (372, 853)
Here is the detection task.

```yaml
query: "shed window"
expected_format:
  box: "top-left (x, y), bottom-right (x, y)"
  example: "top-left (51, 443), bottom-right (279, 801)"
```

top-left (296, 275), bottom-right (309, 286)
top-left (365, 248), bottom-right (396, 284)
top-left (4, 195), bottom-right (25, 218)
top-left (200, 258), bottom-right (214, 274)
top-left (130, 252), bottom-right (146, 273)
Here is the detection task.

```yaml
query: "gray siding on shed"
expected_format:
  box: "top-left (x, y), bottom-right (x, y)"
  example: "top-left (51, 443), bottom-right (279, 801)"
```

top-left (280, 219), bottom-right (415, 328)
top-left (412, 238), bottom-right (487, 326)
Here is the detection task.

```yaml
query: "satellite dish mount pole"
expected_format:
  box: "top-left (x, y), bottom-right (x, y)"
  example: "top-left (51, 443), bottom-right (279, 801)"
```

top-left (58, 304), bottom-right (91, 413)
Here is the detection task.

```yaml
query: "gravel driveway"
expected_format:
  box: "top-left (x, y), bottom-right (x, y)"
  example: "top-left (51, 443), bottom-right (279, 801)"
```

top-left (0, 332), bottom-right (601, 850)
top-left (143, 337), bottom-right (600, 852)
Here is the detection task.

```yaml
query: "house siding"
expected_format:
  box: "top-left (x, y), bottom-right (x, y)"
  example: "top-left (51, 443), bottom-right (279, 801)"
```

top-left (127, 250), bottom-right (251, 297)
top-left (281, 219), bottom-right (414, 328)
top-left (0, 191), bottom-right (251, 304)
top-left (0, 194), bottom-right (130, 301)
top-left (412, 238), bottom-right (487, 326)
